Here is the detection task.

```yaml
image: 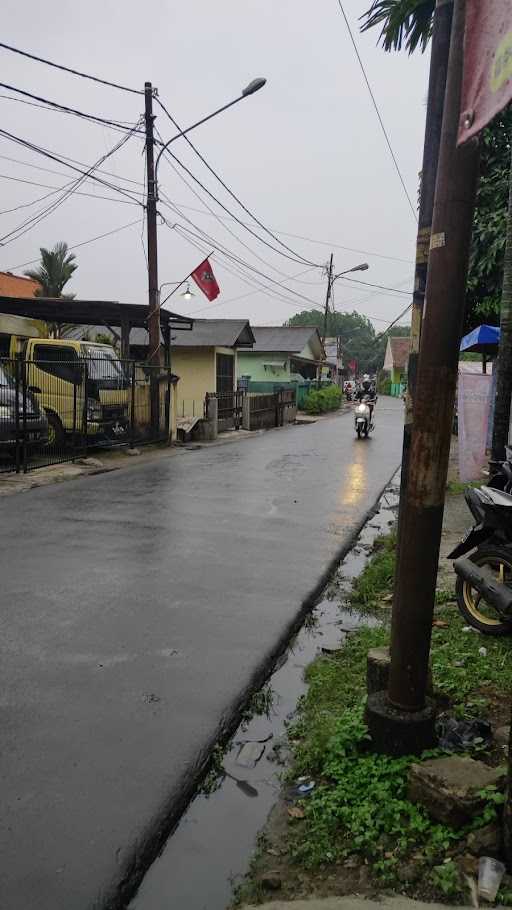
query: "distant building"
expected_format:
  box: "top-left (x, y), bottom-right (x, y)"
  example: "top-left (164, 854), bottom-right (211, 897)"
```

top-left (0, 272), bottom-right (45, 355)
top-left (0, 271), bottom-right (40, 299)
top-left (383, 336), bottom-right (411, 396)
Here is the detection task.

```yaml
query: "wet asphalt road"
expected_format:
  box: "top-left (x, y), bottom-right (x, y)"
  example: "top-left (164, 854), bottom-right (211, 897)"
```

top-left (0, 398), bottom-right (403, 910)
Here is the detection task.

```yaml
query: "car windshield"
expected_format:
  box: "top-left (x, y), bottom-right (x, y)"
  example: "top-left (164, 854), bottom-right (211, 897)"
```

top-left (83, 345), bottom-right (125, 382)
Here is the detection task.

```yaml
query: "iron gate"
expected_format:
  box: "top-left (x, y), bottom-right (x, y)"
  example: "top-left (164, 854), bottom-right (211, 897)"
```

top-left (0, 356), bottom-right (172, 474)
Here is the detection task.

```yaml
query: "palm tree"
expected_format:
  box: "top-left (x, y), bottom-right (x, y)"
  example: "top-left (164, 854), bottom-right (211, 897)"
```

top-left (360, 0), bottom-right (434, 54)
top-left (25, 242), bottom-right (77, 299)
top-left (25, 242), bottom-right (78, 338)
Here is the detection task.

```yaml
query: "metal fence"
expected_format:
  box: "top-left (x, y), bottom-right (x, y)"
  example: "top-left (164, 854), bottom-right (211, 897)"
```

top-left (0, 356), bottom-right (172, 473)
top-left (205, 390), bottom-right (244, 431)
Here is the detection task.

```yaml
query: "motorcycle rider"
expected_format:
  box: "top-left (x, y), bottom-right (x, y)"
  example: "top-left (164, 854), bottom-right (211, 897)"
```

top-left (355, 374), bottom-right (377, 425)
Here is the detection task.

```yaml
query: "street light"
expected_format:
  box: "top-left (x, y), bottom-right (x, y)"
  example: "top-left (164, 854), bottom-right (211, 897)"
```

top-left (158, 280), bottom-right (196, 307)
top-left (332, 262), bottom-right (369, 285)
top-left (154, 77), bottom-right (267, 191)
top-left (321, 261), bottom-right (370, 345)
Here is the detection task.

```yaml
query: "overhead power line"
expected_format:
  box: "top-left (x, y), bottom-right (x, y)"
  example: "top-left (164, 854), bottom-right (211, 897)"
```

top-left (338, 276), bottom-right (411, 295)
top-left (0, 152), bottom-right (145, 190)
top-left (5, 217), bottom-right (143, 271)
top-left (156, 147), bottom-right (321, 285)
top-left (376, 301), bottom-right (413, 337)
top-left (0, 41), bottom-right (142, 95)
top-left (166, 217), bottom-right (324, 311)
top-left (163, 216), bottom-right (322, 308)
top-left (155, 95), bottom-right (321, 269)
top-left (0, 172), bottom-right (141, 210)
top-left (334, 0), bottom-right (418, 222)
top-left (0, 126), bottom-right (144, 205)
top-left (0, 127), bottom-right (143, 246)
top-left (157, 142), bottom-right (322, 270)
top-left (0, 82), bottom-right (145, 132)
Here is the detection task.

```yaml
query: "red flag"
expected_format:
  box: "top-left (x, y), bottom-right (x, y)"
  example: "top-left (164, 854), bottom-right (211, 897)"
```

top-left (191, 258), bottom-right (220, 301)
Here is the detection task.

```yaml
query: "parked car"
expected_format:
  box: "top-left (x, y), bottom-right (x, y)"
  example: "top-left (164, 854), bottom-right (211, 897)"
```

top-left (0, 361), bottom-right (48, 454)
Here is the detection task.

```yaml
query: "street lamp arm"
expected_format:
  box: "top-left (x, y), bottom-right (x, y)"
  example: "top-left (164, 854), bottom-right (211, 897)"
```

top-left (332, 262), bottom-right (369, 284)
top-left (154, 78), bottom-right (266, 187)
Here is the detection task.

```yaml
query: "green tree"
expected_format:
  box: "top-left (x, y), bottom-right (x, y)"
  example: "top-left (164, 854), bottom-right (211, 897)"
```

top-left (360, 0), bottom-right (509, 333)
top-left (360, 0), bottom-right (434, 54)
top-left (284, 308), bottom-right (410, 373)
top-left (25, 242), bottom-right (77, 299)
top-left (25, 242), bottom-right (78, 339)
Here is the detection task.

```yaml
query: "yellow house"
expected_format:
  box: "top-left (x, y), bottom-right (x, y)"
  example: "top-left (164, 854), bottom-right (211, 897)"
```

top-left (171, 319), bottom-right (255, 418)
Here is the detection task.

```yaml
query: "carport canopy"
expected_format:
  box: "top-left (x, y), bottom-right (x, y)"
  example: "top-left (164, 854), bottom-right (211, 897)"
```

top-left (0, 295), bottom-right (193, 361)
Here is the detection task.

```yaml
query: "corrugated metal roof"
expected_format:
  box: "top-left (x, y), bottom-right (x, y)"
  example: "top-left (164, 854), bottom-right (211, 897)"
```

top-left (249, 326), bottom-right (322, 355)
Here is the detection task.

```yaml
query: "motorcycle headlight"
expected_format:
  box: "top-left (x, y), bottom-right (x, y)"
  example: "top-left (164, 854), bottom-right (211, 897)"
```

top-left (0, 405), bottom-right (14, 419)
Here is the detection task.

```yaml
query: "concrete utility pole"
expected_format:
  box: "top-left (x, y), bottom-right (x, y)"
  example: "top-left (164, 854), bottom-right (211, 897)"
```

top-left (397, 0), bottom-right (454, 524)
top-left (144, 82), bottom-right (161, 430)
top-left (490, 152), bottom-right (512, 469)
top-left (366, 0), bottom-right (481, 754)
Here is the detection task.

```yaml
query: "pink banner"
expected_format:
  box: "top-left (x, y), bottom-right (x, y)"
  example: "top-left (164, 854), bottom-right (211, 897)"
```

top-left (458, 372), bottom-right (493, 482)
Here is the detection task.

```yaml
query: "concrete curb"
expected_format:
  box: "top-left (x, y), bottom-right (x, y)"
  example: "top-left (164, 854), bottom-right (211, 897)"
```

top-left (105, 466), bottom-right (401, 910)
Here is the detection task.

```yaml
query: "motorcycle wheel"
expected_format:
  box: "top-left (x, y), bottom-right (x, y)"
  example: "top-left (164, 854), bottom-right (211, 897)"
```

top-left (364, 426), bottom-right (369, 438)
top-left (356, 427), bottom-right (361, 439)
top-left (455, 544), bottom-right (512, 635)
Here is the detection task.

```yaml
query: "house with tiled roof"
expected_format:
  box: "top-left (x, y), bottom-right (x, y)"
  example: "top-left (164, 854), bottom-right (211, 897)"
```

top-left (0, 272), bottom-right (45, 355)
top-left (0, 272), bottom-right (40, 299)
top-left (383, 335), bottom-right (411, 396)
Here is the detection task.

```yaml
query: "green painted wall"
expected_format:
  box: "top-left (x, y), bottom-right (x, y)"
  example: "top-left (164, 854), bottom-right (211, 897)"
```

top-left (390, 366), bottom-right (405, 397)
top-left (238, 352), bottom-right (291, 382)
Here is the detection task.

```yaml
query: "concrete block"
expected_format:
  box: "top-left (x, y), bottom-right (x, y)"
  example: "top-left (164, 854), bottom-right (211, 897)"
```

top-left (408, 755), bottom-right (506, 826)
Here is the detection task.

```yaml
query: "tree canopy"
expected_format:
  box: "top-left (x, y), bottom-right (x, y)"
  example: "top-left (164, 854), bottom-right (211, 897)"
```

top-left (360, 0), bottom-right (510, 333)
top-left (284, 308), bottom-right (410, 373)
top-left (25, 242), bottom-right (77, 299)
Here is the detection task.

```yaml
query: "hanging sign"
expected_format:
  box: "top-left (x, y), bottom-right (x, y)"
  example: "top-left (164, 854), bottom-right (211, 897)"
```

top-left (458, 0), bottom-right (512, 145)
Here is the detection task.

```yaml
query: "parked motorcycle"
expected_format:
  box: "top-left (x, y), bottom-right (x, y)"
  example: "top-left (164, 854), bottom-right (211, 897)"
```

top-left (354, 396), bottom-right (374, 439)
top-left (449, 459), bottom-right (512, 634)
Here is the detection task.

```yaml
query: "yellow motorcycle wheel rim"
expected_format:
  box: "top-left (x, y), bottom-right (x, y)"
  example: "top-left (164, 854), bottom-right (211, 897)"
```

top-left (462, 557), bottom-right (511, 626)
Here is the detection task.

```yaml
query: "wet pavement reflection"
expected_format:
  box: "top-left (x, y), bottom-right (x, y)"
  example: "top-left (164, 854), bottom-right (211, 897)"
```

top-left (129, 477), bottom-right (399, 910)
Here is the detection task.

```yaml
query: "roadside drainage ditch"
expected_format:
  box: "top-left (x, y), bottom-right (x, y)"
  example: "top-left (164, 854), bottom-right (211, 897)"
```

top-left (128, 476), bottom-right (399, 910)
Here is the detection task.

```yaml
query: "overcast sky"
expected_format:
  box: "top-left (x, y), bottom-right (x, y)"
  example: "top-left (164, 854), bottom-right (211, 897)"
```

top-left (0, 0), bottom-right (430, 330)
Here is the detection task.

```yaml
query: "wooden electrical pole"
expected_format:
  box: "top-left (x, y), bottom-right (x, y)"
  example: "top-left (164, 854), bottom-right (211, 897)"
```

top-left (398, 0), bottom-right (454, 515)
top-left (366, 0), bottom-right (481, 754)
top-left (144, 82), bottom-right (161, 429)
top-left (322, 254), bottom-right (334, 346)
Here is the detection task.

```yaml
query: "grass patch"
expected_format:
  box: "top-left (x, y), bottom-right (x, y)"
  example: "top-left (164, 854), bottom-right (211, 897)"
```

top-left (446, 480), bottom-right (481, 495)
top-left (277, 530), bottom-right (511, 903)
top-left (349, 532), bottom-right (396, 611)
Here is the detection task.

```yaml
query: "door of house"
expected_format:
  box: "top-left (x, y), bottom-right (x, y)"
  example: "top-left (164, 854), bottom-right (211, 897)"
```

top-left (216, 353), bottom-right (234, 394)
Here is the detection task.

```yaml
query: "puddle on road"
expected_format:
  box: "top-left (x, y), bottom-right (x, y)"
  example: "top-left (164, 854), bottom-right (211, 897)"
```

top-left (129, 480), bottom-right (399, 910)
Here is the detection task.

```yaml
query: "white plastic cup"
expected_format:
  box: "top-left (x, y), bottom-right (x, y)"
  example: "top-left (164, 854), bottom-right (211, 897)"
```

top-left (478, 856), bottom-right (505, 902)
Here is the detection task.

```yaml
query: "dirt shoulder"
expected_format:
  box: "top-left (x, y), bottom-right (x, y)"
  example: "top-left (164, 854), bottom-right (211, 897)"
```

top-left (234, 488), bottom-right (512, 908)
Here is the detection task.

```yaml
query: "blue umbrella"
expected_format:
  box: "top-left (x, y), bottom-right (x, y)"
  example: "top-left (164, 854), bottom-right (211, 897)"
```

top-left (460, 324), bottom-right (500, 354)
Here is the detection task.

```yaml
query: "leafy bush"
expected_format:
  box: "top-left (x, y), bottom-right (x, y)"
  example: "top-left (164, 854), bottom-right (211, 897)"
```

top-left (377, 374), bottom-right (391, 395)
top-left (304, 384), bottom-right (342, 414)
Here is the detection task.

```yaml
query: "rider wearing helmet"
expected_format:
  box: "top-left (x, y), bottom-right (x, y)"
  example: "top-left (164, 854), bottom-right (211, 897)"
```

top-left (355, 374), bottom-right (377, 423)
